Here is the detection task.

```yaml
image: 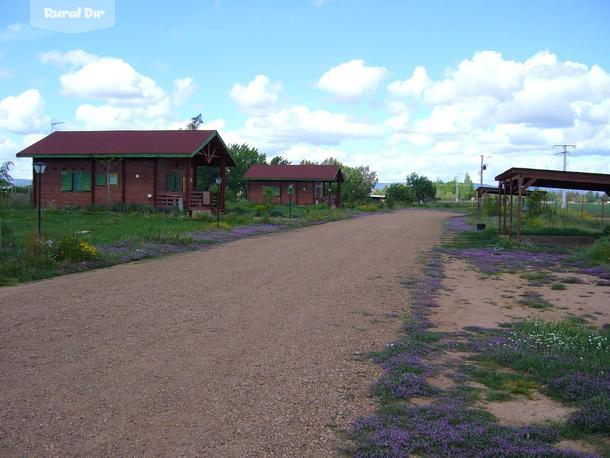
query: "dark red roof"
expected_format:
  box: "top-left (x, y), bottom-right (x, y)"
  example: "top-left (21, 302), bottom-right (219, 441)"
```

top-left (16, 130), bottom-right (228, 159)
top-left (244, 164), bottom-right (344, 182)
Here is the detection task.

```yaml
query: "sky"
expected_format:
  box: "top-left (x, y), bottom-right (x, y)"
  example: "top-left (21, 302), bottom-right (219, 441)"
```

top-left (1, 0), bottom-right (610, 183)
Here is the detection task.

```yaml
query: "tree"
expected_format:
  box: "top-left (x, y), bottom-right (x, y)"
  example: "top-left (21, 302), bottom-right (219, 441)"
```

top-left (270, 156), bottom-right (290, 165)
top-left (385, 183), bottom-right (413, 204)
top-left (185, 113), bottom-right (203, 130)
top-left (341, 165), bottom-right (378, 204)
top-left (406, 173), bottom-right (436, 202)
top-left (226, 143), bottom-right (267, 198)
top-left (0, 161), bottom-right (13, 188)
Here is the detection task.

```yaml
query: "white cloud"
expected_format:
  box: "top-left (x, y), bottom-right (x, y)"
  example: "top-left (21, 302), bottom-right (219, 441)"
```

top-left (382, 50), bottom-right (610, 180)
top-left (40, 49), bottom-right (200, 130)
top-left (172, 77), bottom-right (197, 106)
top-left (236, 105), bottom-right (382, 150)
top-left (388, 66), bottom-right (430, 97)
top-left (230, 74), bottom-right (281, 113)
top-left (318, 59), bottom-right (387, 100)
top-left (0, 89), bottom-right (49, 134)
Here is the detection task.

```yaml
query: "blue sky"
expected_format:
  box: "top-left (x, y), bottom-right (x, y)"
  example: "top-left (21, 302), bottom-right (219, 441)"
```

top-left (1, 0), bottom-right (610, 181)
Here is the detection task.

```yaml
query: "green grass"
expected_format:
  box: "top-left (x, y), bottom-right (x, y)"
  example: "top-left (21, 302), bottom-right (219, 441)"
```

top-left (518, 291), bottom-right (553, 309)
top-left (521, 270), bottom-right (550, 281)
top-left (550, 282), bottom-right (567, 290)
top-left (464, 364), bottom-right (539, 400)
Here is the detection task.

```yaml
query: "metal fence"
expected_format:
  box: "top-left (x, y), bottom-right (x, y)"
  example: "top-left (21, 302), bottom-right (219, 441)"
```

top-left (0, 189), bottom-right (33, 208)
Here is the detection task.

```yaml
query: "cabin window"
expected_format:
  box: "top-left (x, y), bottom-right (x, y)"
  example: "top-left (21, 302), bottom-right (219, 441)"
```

top-left (108, 173), bottom-right (119, 186)
top-left (60, 171), bottom-right (73, 191)
top-left (315, 183), bottom-right (324, 198)
top-left (262, 185), bottom-right (280, 197)
top-left (96, 173), bottom-right (119, 187)
top-left (166, 174), bottom-right (183, 192)
top-left (61, 171), bottom-right (91, 192)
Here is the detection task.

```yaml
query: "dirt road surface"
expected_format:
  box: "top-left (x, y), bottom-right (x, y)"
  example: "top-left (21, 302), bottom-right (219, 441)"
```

top-left (0, 210), bottom-right (450, 456)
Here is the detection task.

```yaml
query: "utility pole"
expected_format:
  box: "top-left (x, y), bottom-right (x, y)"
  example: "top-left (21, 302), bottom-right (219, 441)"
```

top-left (553, 144), bottom-right (576, 209)
top-left (478, 155), bottom-right (488, 210)
top-left (479, 155), bottom-right (488, 189)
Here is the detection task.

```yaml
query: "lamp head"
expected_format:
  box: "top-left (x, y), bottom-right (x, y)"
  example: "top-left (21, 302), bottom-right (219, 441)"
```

top-left (34, 162), bottom-right (47, 174)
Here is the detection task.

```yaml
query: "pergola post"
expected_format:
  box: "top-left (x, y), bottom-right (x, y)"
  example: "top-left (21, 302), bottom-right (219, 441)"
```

top-left (497, 184), bottom-right (501, 234)
top-left (517, 175), bottom-right (523, 243)
top-left (503, 180), bottom-right (507, 235)
top-left (510, 180), bottom-right (513, 239)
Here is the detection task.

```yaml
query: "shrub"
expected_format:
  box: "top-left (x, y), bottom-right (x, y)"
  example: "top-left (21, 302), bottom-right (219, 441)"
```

top-left (586, 237), bottom-right (610, 264)
top-left (53, 234), bottom-right (99, 262)
top-left (269, 207), bottom-right (285, 217)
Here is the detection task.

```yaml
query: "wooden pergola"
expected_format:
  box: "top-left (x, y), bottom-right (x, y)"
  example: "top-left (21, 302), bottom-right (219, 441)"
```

top-left (494, 168), bottom-right (610, 241)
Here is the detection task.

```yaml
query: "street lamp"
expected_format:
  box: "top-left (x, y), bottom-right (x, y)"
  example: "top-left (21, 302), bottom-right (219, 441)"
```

top-left (215, 176), bottom-right (222, 227)
top-left (33, 161), bottom-right (47, 237)
top-left (288, 184), bottom-right (294, 219)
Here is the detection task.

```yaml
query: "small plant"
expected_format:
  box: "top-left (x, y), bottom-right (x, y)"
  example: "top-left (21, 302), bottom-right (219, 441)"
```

top-left (53, 234), bottom-right (99, 262)
top-left (518, 291), bottom-right (553, 309)
top-left (551, 282), bottom-right (567, 290)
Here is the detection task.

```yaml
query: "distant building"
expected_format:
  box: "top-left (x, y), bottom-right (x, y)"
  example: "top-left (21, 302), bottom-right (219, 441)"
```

top-left (244, 164), bottom-right (344, 207)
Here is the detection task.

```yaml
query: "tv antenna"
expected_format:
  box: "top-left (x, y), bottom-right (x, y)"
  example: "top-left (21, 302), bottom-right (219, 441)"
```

top-left (51, 121), bottom-right (65, 132)
top-left (553, 144), bottom-right (576, 209)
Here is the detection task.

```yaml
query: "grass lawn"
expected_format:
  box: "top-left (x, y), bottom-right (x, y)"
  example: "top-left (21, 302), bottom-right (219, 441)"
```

top-left (0, 200), bottom-right (386, 286)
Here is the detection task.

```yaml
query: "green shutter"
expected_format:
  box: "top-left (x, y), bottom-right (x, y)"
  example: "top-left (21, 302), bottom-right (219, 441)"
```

top-left (96, 173), bottom-right (106, 186)
top-left (60, 171), bottom-right (73, 191)
top-left (80, 172), bottom-right (92, 192)
top-left (166, 174), bottom-right (173, 192)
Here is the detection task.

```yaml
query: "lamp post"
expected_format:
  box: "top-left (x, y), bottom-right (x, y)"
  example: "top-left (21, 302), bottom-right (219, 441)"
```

top-left (288, 184), bottom-right (294, 219)
top-left (33, 161), bottom-right (47, 237)
top-left (215, 176), bottom-right (221, 227)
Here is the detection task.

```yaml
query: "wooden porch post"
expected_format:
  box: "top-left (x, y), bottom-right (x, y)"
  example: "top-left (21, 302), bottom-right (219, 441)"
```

top-left (121, 158), bottom-right (126, 203)
top-left (185, 158), bottom-right (191, 212)
top-left (220, 158), bottom-right (226, 209)
top-left (153, 158), bottom-right (158, 208)
top-left (91, 159), bottom-right (96, 206)
top-left (517, 175), bottom-right (523, 243)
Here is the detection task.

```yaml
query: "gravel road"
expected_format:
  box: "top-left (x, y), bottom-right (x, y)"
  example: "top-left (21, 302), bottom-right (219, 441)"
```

top-left (0, 209), bottom-right (449, 456)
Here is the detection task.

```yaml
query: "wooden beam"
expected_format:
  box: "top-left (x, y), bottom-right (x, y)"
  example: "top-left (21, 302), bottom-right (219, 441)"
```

top-left (153, 158), bottom-right (158, 208)
top-left (497, 181), bottom-right (502, 235)
top-left (184, 158), bottom-right (191, 212)
top-left (91, 158), bottom-right (95, 206)
top-left (517, 175), bottom-right (523, 242)
top-left (121, 159), bottom-right (126, 203)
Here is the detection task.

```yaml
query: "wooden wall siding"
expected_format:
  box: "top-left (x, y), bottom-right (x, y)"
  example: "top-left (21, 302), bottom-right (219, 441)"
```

top-left (33, 158), bottom-right (225, 209)
top-left (248, 181), bottom-right (318, 206)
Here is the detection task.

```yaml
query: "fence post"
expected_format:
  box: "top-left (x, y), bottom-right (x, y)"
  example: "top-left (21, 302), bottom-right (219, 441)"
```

top-left (602, 200), bottom-right (605, 224)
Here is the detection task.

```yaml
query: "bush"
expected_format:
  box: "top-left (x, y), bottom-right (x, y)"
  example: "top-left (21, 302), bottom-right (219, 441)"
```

top-left (269, 207), bottom-right (284, 217)
top-left (53, 234), bottom-right (99, 262)
top-left (586, 237), bottom-right (610, 264)
top-left (386, 183), bottom-right (413, 204)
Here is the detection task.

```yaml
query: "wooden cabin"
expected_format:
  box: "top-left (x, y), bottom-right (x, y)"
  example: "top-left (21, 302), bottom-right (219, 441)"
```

top-left (244, 164), bottom-right (344, 207)
top-left (16, 130), bottom-right (235, 212)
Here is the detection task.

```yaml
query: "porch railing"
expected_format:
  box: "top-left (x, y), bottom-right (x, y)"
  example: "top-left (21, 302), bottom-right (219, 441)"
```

top-left (156, 191), bottom-right (219, 209)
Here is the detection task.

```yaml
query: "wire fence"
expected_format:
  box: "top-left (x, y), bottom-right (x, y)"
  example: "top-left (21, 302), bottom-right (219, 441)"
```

top-left (0, 189), bottom-right (33, 209)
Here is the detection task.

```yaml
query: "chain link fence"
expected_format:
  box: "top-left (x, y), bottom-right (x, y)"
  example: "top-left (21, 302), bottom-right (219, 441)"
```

top-left (0, 188), bottom-right (33, 209)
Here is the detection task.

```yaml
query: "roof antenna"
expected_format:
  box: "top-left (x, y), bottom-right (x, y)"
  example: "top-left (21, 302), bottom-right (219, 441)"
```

top-left (553, 144), bottom-right (576, 209)
top-left (51, 121), bottom-right (65, 132)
